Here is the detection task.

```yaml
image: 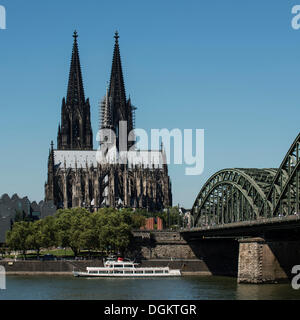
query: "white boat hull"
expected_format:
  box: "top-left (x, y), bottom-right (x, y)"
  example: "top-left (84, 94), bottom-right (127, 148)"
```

top-left (73, 270), bottom-right (181, 277)
top-left (73, 258), bottom-right (181, 278)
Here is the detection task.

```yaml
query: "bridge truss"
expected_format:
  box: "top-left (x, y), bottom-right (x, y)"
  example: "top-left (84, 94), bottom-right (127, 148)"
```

top-left (192, 133), bottom-right (300, 227)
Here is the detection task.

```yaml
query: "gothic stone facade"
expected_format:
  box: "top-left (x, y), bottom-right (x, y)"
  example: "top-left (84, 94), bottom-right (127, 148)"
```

top-left (45, 32), bottom-right (172, 211)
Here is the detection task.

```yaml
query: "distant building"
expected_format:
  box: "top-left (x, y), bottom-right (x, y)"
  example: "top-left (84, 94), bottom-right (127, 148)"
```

top-left (45, 32), bottom-right (172, 211)
top-left (0, 194), bottom-right (56, 243)
top-left (140, 216), bottom-right (164, 230)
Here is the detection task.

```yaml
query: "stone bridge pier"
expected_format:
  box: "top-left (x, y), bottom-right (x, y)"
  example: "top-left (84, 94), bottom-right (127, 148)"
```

top-left (188, 236), bottom-right (300, 283)
top-left (237, 237), bottom-right (300, 284)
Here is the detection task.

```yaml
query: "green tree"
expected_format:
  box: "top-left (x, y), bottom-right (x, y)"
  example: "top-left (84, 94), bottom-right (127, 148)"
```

top-left (0, 245), bottom-right (6, 258)
top-left (6, 206), bottom-right (148, 259)
top-left (6, 221), bottom-right (31, 258)
top-left (26, 220), bottom-right (43, 257)
top-left (54, 208), bottom-right (89, 256)
top-left (40, 215), bottom-right (57, 249)
top-left (94, 209), bottom-right (140, 255)
top-left (117, 208), bottom-right (146, 229)
top-left (130, 212), bottom-right (146, 229)
top-left (159, 206), bottom-right (183, 229)
top-left (79, 212), bottom-right (99, 255)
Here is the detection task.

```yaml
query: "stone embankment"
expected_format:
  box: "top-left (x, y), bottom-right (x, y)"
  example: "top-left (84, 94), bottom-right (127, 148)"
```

top-left (0, 259), bottom-right (209, 276)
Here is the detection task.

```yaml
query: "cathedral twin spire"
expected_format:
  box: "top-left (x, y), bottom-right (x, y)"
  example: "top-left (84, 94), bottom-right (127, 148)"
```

top-left (46, 31), bottom-right (173, 209)
top-left (57, 31), bottom-right (92, 151)
top-left (102, 31), bottom-right (135, 149)
top-left (57, 30), bottom-right (134, 152)
top-left (108, 31), bottom-right (127, 128)
top-left (66, 31), bottom-right (85, 107)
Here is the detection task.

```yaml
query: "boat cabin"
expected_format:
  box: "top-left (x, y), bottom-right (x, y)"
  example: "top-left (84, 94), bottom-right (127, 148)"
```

top-left (85, 267), bottom-right (169, 275)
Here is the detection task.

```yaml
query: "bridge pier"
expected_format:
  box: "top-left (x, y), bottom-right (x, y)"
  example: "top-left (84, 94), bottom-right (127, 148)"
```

top-left (238, 238), bottom-right (265, 283)
top-left (238, 237), bottom-right (300, 284)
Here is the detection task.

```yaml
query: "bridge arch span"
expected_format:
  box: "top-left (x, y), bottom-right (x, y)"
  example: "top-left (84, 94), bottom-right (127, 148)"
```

top-left (259, 133), bottom-right (300, 218)
top-left (192, 168), bottom-right (276, 227)
top-left (191, 133), bottom-right (300, 227)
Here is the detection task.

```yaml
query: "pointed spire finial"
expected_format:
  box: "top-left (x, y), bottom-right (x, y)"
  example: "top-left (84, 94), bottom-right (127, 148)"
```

top-left (114, 31), bottom-right (119, 42)
top-left (66, 29), bottom-right (85, 105)
top-left (73, 30), bottom-right (78, 41)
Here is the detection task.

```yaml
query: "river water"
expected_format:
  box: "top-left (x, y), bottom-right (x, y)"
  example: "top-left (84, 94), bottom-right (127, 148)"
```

top-left (0, 275), bottom-right (300, 300)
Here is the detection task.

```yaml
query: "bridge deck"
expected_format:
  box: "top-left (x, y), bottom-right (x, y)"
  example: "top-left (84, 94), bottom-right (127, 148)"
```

top-left (181, 214), bottom-right (300, 239)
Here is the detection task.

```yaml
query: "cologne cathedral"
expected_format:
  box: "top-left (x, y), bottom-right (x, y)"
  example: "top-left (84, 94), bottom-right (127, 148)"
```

top-left (45, 31), bottom-right (172, 211)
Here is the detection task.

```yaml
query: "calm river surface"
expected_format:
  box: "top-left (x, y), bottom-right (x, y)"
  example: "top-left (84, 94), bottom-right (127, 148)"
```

top-left (1, 275), bottom-right (300, 300)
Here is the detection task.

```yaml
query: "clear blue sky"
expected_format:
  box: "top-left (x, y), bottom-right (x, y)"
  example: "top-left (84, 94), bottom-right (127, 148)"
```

top-left (0, 0), bottom-right (299, 208)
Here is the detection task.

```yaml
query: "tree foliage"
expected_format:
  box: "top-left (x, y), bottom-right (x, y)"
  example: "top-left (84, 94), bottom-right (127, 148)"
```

top-left (135, 206), bottom-right (183, 229)
top-left (6, 221), bottom-right (31, 257)
top-left (6, 207), bottom-right (146, 257)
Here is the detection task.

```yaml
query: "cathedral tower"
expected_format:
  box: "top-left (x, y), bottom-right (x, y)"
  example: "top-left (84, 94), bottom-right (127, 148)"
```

top-left (46, 31), bottom-right (172, 211)
top-left (100, 32), bottom-right (135, 150)
top-left (57, 31), bottom-right (93, 150)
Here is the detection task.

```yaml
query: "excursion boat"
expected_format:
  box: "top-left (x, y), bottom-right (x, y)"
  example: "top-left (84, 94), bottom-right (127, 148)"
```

top-left (73, 257), bottom-right (181, 277)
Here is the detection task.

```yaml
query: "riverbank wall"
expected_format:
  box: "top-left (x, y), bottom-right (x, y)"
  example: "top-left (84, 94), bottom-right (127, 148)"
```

top-left (0, 230), bottom-right (231, 276)
top-left (133, 230), bottom-right (197, 259)
top-left (0, 259), bottom-right (210, 276)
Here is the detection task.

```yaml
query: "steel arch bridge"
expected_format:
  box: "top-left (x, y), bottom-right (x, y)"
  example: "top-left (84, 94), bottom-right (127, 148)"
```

top-left (192, 133), bottom-right (300, 227)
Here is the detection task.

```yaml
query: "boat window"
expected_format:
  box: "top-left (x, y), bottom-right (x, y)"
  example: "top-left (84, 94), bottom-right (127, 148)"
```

top-left (145, 270), bottom-right (154, 274)
top-left (127, 265), bottom-right (133, 268)
top-left (89, 271), bottom-right (98, 274)
top-left (134, 270), bottom-right (143, 274)
top-left (124, 271), bottom-right (133, 274)
top-left (164, 270), bottom-right (169, 273)
top-left (114, 264), bottom-right (123, 268)
top-left (99, 271), bottom-right (108, 274)
top-left (155, 270), bottom-right (163, 274)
